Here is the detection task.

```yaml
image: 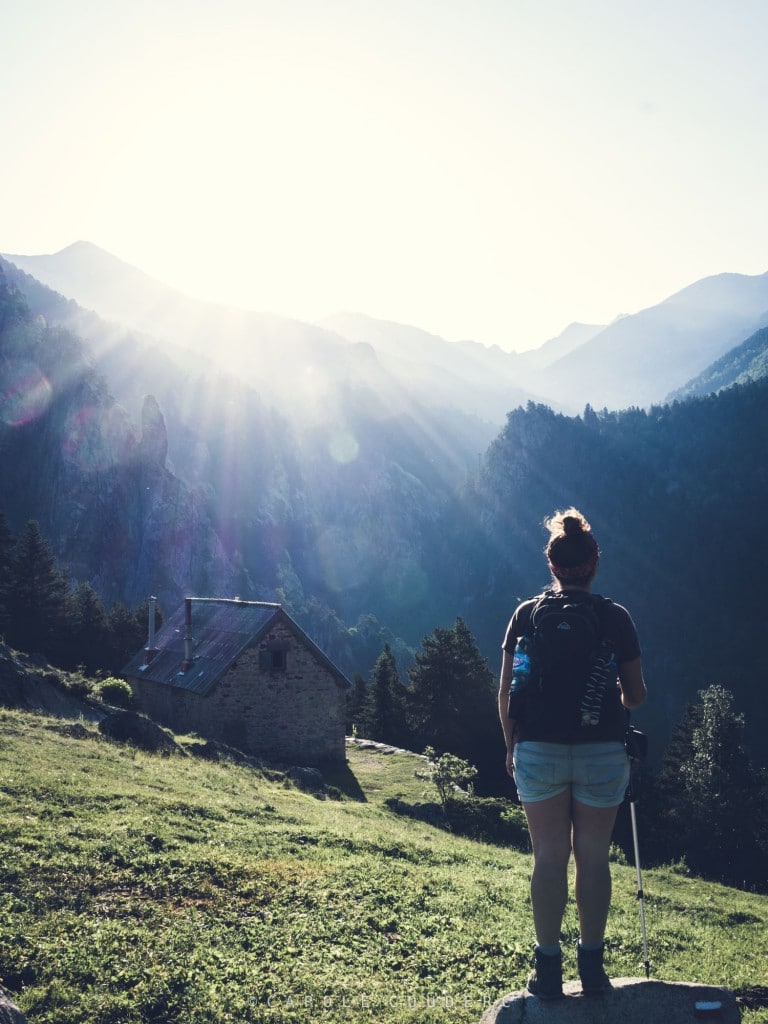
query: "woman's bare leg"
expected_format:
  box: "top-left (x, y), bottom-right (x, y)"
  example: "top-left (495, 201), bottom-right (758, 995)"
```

top-left (571, 800), bottom-right (620, 945)
top-left (522, 790), bottom-right (573, 946)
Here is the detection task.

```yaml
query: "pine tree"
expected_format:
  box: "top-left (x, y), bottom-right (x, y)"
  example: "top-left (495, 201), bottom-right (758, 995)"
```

top-left (64, 582), bottom-right (109, 672)
top-left (8, 520), bottom-right (69, 659)
top-left (346, 673), bottom-right (369, 737)
top-left (105, 602), bottom-right (146, 669)
top-left (0, 511), bottom-right (15, 637)
top-left (367, 644), bottom-right (409, 748)
top-left (407, 617), bottom-right (498, 788)
top-left (650, 685), bottom-right (767, 887)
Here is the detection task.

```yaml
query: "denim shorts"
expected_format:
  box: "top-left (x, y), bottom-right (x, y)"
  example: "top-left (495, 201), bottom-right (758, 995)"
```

top-left (513, 741), bottom-right (630, 807)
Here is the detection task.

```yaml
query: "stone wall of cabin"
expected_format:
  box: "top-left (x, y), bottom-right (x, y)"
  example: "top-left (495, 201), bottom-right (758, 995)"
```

top-left (132, 619), bottom-right (347, 764)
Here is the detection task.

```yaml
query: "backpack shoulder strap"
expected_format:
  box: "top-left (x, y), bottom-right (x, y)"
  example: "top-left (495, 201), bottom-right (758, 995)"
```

top-left (589, 593), bottom-right (613, 629)
top-left (529, 588), bottom-right (558, 625)
top-left (518, 591), bottom-right (548, 632)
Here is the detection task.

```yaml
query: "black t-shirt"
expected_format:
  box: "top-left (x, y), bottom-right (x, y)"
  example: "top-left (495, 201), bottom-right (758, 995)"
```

top-left (502, 589), bottom-right (641, 743)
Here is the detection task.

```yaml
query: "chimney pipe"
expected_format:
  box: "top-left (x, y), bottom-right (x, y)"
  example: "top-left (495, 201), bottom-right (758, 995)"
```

top-left (147, 596), bottom-right (157, 646)
top-left (143, 595), bottom-right (158, 665)
top-left (181, 597), bottom-right (194, 671)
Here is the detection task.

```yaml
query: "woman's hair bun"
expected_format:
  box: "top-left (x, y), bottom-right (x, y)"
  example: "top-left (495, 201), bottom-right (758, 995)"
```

top-left (545, 507), bottom-right (592, 539)
top-left (562, 515), bottom-right (584, 537)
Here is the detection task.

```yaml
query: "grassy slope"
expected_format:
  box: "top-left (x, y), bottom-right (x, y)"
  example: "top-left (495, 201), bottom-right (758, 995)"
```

top-left (0, 710), bottom-right (766, 1024)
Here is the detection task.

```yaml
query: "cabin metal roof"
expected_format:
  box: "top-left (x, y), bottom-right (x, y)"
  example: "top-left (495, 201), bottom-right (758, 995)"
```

top-left (122, 599), bottom-right (351, 696)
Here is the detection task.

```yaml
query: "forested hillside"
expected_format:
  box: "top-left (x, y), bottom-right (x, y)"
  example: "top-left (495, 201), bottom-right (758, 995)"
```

top-left (426, 389), bottom-right (768, 763)
top-left (668, 324), bottom-right (768, 401)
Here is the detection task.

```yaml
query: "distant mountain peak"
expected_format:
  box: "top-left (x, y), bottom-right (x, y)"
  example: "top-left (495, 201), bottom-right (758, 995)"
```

top-left (660, 268), bottom-right (768, 310)
top-left (520, 321), bottom-right (606, 371)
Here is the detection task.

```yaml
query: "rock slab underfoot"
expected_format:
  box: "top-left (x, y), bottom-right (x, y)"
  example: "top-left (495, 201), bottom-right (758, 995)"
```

top-left (480, 977), bottom-right (739, 1024)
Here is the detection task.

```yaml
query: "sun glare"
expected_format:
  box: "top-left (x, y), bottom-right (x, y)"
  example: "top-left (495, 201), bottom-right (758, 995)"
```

top-left (0, 359), bottom-right (52, 428)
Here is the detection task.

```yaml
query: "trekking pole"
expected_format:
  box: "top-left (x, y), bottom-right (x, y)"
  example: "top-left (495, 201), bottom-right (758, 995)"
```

top-left (626, 726), bottom-right (650, 978)
top-left (629, 794), bottom-right (650, 977)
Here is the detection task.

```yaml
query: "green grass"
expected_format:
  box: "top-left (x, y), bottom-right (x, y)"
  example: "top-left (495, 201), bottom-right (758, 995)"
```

top-left (1, 709), bottom-right (766, 1023)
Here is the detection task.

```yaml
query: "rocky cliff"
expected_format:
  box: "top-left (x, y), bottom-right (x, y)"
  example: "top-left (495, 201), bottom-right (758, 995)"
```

top-left (0, 266), bottom-right (236, 611)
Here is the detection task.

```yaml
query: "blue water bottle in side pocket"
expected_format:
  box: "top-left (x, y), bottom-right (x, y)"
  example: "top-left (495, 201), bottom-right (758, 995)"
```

top-left (508, 635), bottom-right (533, 719)
top-left (511, 635), bottom-right (533, 692)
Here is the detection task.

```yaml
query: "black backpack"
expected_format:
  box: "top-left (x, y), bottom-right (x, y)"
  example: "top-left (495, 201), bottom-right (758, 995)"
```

top-left (511, 590), bottom-right (616, 738)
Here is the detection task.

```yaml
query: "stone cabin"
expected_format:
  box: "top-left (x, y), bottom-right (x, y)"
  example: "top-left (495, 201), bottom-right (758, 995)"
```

top-left (122, 597), bottom-right (352, 764)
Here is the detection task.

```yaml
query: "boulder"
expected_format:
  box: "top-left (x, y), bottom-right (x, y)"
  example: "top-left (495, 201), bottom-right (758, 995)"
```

top-left (0, 987), bottom-right (28, 1024)
top-left (187, 738), bottom-right (266, 770)
top-left (98, 710), bottom-right (185, 755)
top-left (480, 978), bottom-right (739, 1024)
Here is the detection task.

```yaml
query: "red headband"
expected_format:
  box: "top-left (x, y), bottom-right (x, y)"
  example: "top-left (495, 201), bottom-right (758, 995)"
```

top-left (548, 549), bottom-right (599, 580)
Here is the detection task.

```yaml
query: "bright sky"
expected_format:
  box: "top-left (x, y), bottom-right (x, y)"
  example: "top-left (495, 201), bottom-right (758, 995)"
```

top-left (2, 0), bottom-right (767, 352)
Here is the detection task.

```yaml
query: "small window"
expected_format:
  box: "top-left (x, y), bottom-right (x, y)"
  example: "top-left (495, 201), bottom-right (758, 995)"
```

top-left (259, 646), bottom-right (288, 672)
top-left (270, 648), bottom-right (287, 671)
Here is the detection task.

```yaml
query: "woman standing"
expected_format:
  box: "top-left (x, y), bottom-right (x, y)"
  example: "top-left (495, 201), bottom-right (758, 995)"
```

top-left (498, 508), bottom-right (646, 1000)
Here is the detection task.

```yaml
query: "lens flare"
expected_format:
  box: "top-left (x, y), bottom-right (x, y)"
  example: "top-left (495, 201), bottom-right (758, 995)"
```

top-left (316, 523), bottom-right (371, 591)
top-left (327, 429), bottom-right (360, 464)
top-left (0, 360), bottom-right (53, 427)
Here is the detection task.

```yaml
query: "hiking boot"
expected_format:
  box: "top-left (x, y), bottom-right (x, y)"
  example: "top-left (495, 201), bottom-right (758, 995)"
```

top-left (578, 942), bottom-right (611, 994)
top-left (526, 947), bottom-right (564, 1001)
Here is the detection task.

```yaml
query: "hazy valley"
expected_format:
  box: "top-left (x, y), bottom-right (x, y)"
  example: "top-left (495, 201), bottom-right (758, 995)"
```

top-left (1, 243), bottom-right (768, 769)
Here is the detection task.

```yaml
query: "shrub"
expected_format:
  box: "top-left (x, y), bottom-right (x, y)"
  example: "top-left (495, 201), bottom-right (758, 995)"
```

top-left (66, 676), bottom-right (93, 698)
top-left (96, 677), bottom-right (135, 709)
top-left (423, 746), bottom-right (478, 807)
top-left (444, 794), bottom-right (529, 849)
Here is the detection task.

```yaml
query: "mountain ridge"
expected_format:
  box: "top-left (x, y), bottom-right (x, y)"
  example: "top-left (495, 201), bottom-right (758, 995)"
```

top-left (6, 242), bottom-right (768, 416)
top-left (3, 245), bottom-right (538, 428)
top-left (534, 269), bottom-right (768, 410)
